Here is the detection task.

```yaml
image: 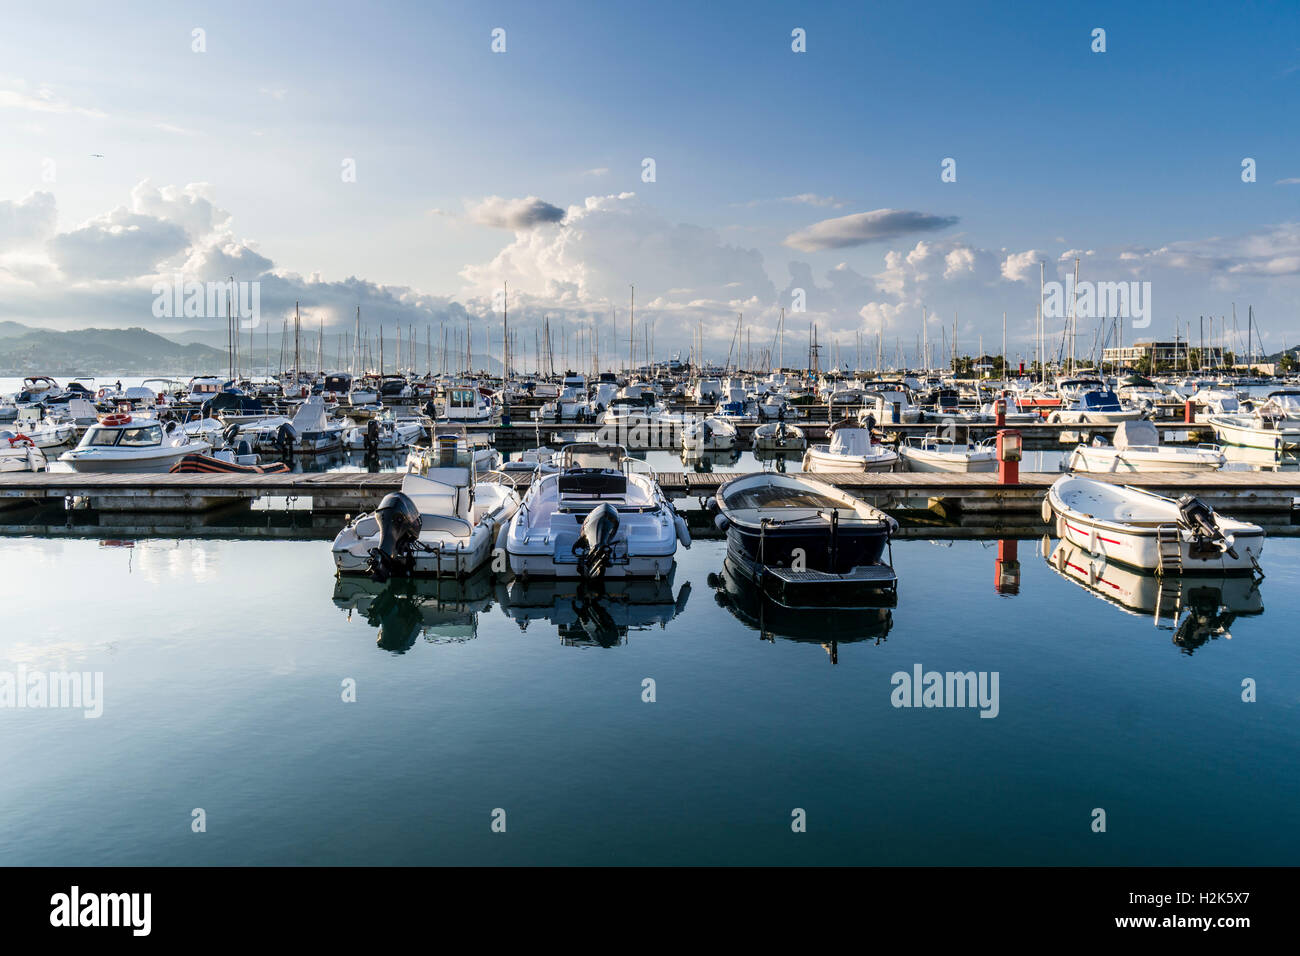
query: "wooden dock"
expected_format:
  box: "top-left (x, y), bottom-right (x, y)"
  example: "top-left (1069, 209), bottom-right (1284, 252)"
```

top-left (1, 469), bottom-right (1297, 516)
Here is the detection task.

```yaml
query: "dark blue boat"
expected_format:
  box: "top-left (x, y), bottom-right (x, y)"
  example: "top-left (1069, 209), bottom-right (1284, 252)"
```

top-left (712, 472), bottom-right (898, 607)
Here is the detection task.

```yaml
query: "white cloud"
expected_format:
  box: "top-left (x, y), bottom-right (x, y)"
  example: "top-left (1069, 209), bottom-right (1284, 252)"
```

top-left (0, 192), bottom-right (57, 251)
top-left (0, 83), bottom-right (106, 118)
top-left (1001, 249), bottom-right (1041, 282)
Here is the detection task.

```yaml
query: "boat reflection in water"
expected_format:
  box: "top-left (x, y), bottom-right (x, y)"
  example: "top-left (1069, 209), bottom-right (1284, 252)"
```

top-left (753, 447), bottom-right (795, 473)
top-left (332, 567), bottom-right (495, 653)
top-left (680, 448), bottom-right (740, 473)
top-left (708, 559), bottom-right (893, 664)
top-left (1043, 538), bottom-right (1264, 654)
top-left (496, 574), bottom-right (691, 648)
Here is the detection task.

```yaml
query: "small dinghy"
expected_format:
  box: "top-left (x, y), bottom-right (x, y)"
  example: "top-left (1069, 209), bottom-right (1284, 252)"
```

top-left (713, 471), bottom-right (898, 607)
top-left (681, 416), bottom-right (738, 452)
top-left (169, 453), bottom-right (290, 475)
top-left (0, 431), bottom-right (47, 472)
top-left (1045, 474), bottom-right (1264, 574)
top-left (1068, 420), bottom-right (1224, 473)
top-left (752, 420), bottom-right (807, 452)
top-left (898, 433), bottom-right (996, 473)
top-left (802, 420), bottom-right (898, 473)
top-left (332, 434), bottom-right (520, 580)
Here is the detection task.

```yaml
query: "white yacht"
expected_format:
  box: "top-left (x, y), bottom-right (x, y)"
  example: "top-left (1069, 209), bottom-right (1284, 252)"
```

top-left (59, 414), bottom-right (211, 472)
top-left (504, 443), bottom-right (689, 580)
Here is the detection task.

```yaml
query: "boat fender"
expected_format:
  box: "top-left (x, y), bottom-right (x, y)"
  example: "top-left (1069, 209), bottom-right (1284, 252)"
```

top-left (674, 512), bottom-right (692, 549)
top-left (714, 512), bottom-right (730, 532)
top-left (1039, 534), bottom-right (1052, 562)
top-left (1040, 496), bottom-right (1053, 525)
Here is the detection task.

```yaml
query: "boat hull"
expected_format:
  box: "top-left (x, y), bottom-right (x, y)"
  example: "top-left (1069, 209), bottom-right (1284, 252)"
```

top-left (802, 447), bottom-right (898, 473)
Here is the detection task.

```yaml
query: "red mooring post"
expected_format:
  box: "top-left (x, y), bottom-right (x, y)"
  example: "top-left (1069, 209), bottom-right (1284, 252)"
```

top-left (1184, 399), bottom-right (1195, 423)
top-left (996, 428), bottom-right (1022, 485)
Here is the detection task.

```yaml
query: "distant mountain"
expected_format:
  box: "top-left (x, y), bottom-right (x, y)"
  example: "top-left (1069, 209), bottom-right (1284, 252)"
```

top-left (0, 322), bottom-right (228, 375)
top-left (0, 320), bottom-right (505, 376)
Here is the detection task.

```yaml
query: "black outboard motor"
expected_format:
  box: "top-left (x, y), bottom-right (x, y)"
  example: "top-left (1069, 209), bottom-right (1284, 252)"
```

top-left (222, 423), bottom-right (241, 448)
top-left (573, 502), bottom-right (620, 581)
top-left (364, 418), bottom-right (380, 457)
top-left (1177, 494), bottom-right (1236, 558)
top-left (368, 492), bottom-right (423, 583)
top-left (275, 422), bottom-right (298, 461)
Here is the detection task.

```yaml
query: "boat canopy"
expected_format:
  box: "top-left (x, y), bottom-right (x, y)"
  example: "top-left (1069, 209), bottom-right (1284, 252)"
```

top-left (829, 427), bottom-right (873, 456)
top-left (1079, 389), bottom-right (1123, 411)
top-left (1113, 419), bottom-right (1159, 449)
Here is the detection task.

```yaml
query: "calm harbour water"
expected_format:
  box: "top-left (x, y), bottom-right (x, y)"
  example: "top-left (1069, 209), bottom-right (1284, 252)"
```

top-left (1, 531), bottom-right (1297, 866)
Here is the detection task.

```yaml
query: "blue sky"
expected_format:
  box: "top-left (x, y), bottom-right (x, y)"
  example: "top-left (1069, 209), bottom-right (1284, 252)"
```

top-left (1, 0), bottom-right (1297, 365)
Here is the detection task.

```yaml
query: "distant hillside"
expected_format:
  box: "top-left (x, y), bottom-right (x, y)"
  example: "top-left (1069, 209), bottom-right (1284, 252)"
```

top-left (0, 323), bottom-right (229, 375)
top-left (0, 321), bottom-right (505, 376)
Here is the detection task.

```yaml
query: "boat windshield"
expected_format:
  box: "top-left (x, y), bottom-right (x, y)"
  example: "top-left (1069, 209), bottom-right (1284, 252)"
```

top-left (563, 444), bottom-right (625, 470)
top-left (119, 425), bottom-right (163, 446)
top-left (85, 427), bottom-right (122, 447)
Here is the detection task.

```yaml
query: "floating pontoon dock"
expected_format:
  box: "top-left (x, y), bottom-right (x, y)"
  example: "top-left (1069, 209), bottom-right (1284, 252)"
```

top-left (1, 470), bottom-right (1296, 517)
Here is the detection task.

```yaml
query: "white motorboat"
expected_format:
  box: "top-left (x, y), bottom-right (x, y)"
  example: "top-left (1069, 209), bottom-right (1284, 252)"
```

top-left (332, 434), bottom-right (520, 579)
top-left (342, 416), bottom-right (424, 451)
top-left (898, 434), bottom-right (997, 473)
top-left (241, 397), bottom-right (344, 454)
top-left (10, 407), bottom-right (76, 449)
top-left (600, 401), bottom-right (657, 426)
top-left (438, 385), bottom-right (495, 424)
top-left (1205, 411), bottom-right (1300, 451)
top-left (501, 446), bottom-right (561, 475)
top-left (408, 426), bottom-right (501, 474)
top-left (752, 420), bottom-right (807, 452)
top-left (0, 431), bottom-right (47, 472)
top-left (58, 413), bottom-right (211, 472)
top-left (1044, 474), bottom-right (1264, 574)
top-left (681, 416), bottom-right (738, 453)
top-left (803, 421), bottom-right (898, 473)
top-left (1046, 388), bottom-right (1144, 425)
top-left (1068, 420), bottom-right (1224, 473)
top-left (860, 389), bottom-right (923, 425)
top-left (504, 443), bottom-right (689, 580)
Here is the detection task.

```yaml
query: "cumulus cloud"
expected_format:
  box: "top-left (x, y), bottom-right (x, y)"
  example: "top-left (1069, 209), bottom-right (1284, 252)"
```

top-left (48, 208), bottom-right (190, 280)
top-left (0, 191), bottom-right (57, 251)
top-left (783, 208), bottom-right (959, 252)
top-left (468, 195), bottom-right (565, 230)
top-left (1001, 249), bottom-right (1042, 282)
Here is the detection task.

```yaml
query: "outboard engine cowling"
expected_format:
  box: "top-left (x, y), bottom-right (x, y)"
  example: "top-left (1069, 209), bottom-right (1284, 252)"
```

top-left (573, 502), bottom-right (620, 580)
top-left (1177, 494), bottom-right (1237, 558)
top-left (222, 423), bottom-right (241, 447)
top-left (275, 422), bottom-right (298, 460)
top-left (368, 492), bottom-right (423, 582)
